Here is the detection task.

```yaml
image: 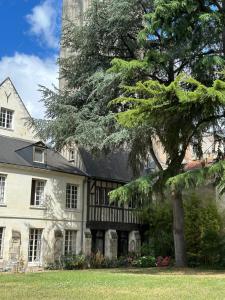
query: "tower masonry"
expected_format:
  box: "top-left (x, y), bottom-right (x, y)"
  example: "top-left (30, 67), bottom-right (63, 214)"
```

top-left (60, 0), bottom-right (91, 90)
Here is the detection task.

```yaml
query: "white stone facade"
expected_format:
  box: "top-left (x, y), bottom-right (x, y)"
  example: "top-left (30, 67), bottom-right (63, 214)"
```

top-left (0, 78), bottom-right (37, 141)
top-left (0, 77), bottom-right (142, 270)
top-left (0, 159), bottom-right (87, 270)
top-left (0, 78), bottom-right (88, 270)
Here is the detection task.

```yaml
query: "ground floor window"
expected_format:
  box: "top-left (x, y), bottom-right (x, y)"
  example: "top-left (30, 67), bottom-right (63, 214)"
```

top-left (64, 230), bottom-right (77, 255)
top-left (0, 228), bottom-right (4, 257)
top-left (28, 229), bottom-right (42, 263)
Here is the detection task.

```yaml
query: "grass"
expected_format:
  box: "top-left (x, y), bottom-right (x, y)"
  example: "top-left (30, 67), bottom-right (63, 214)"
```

top-left (1, 268), bottom-right (225, 300)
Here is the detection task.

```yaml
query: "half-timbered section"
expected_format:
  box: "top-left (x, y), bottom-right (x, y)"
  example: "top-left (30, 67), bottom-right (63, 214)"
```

top-left (65, 147), bottom-right (144, 258)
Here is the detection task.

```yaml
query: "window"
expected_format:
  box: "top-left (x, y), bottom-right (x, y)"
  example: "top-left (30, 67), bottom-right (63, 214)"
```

top-left (28, 229), bottom-right (42, 263)
top-left (0, 108), bottom-right (13, 129)
top-left (0, 175), bottom-right (6, 204)
top-left (0, 228), bottom-right (4, 257)
top-left (95, 187), bottom-right (110, 206)
top-left (66, 184), bottom-right (78, 209)
top-left (34, 147), bottom-right (45, 163)
top-left (69, 149), bottom-right (75, 161)
top-left (30, 179), bottom-right (45, 206)
top-left (64, 230), bottom-right (76, 255)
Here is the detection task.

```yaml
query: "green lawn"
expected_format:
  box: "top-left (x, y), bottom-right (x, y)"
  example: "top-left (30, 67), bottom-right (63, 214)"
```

top-left (1, 268), bottom-right (225, 300)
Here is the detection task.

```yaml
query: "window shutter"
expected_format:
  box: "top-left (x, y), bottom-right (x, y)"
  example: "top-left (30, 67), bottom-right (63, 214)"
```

top-left (30, 180), bottom-right (36, 205)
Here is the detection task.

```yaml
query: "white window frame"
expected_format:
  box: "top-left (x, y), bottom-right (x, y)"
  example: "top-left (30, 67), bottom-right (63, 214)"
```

top-left (33, 147), bottom-right (45, 164)
top-left (64, 230), bottom-right (77, 256)
top-left (0, 174), bottom-right (6, 205)
top-left (28, 228), bottom-right (43, 264)
top-left (0, 227), bottom-right (4, 258)
top-left (31, 179), bottom-right (46, 207)
top-left (66, 184), bottom-right (78, 209)
top-left (0, 107), bottom-right (13, 129)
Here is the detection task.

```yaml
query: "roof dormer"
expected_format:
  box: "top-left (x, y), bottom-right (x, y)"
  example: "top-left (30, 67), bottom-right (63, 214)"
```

top-left (33, 141), bottom-right (47, 164)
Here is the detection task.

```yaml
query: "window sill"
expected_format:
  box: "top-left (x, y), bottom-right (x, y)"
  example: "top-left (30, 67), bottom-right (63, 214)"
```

top-left (28, 261), bottom-right (42, 267)
top-left (65, 208), bottom-right (80, 213)
top-left (0, 127), bottom-right (13, 132)
top-left (0, 204), bottom-right (7, 207)
top-left (30, 206), bottom-right (46, 210)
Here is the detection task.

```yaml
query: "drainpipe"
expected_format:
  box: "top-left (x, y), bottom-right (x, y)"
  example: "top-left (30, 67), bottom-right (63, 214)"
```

top-left (80, 177), bottom-right (87, 253)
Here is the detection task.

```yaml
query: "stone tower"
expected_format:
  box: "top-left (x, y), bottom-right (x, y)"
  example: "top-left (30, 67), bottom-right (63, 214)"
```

top-left (60, 0), bottom-right (90, 90)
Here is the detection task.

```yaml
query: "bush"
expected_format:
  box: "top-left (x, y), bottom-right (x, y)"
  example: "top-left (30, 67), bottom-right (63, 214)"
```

top-left (142, 202), bottom-right (174, 258)
top-left (45, 253), bottom-right (157, 270)
top-left (132, 256), bottom-right (156, 268)
top-left (45, 261), bottom-right (63, 270)
top-left (62, 254), bottom-right (87, 270)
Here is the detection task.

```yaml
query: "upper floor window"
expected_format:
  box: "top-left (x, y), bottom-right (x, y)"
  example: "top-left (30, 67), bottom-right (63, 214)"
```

top-left (30, 179), bottom-right (46, 207)
top-left (66, 184), bottom-right (78, 209)
top-left (0, 108), bottom-right (13, 129)
top-left (34, 147), bottom-right (45, 163)
top-left (0, 175), bottom-right (6, 204)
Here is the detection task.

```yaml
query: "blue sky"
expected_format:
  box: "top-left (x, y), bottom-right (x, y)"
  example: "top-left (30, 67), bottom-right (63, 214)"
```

top-left (0, 0), bottom-right (62, 117)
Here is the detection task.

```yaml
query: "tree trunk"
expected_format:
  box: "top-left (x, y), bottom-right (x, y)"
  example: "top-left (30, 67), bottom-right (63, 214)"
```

top-left (171, 190), bottom-right (187, 267)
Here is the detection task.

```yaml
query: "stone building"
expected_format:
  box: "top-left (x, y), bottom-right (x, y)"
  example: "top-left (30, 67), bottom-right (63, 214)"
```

top-left (0, 77), bottom-right (143, 270)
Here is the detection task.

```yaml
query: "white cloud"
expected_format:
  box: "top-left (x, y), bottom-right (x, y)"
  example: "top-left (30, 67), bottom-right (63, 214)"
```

top-left (26, 0), bottom-right (60, 49)
top-left (0, 52), bottom-right (58, 118)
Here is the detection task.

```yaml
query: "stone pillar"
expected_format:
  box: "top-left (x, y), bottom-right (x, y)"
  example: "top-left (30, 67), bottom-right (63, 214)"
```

top-left (105, 230), bottom-right (118, 259)
top-left (8, 230), bottom-right (21, 271)
top-left (84, 229), bottom-right (92, 256)
top-left (54, 230), bottom-right (63, 262)
top-left (128, 231), bottom-right (141, 255)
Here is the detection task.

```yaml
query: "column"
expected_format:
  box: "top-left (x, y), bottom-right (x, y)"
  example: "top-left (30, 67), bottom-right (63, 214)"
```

top-left (128, 231), bottom-right (141, 255)
top-left (84, 229), bottom-right (92, 256)
top-left (105, 229), bottom-right (118, 259)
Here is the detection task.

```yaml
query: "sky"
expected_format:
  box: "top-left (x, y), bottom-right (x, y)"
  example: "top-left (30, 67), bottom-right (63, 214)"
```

top-left (0, 0), bottom-right (62, 118)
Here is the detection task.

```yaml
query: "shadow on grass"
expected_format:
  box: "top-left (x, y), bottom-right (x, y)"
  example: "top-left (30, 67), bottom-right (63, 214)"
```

top-left (104, 267), bottom-right (225, 276)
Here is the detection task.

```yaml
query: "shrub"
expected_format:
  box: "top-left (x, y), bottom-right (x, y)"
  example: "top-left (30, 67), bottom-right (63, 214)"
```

top-left (62, 254), bottom-right (87, 270)
top-left (132, 256), bottom-right (156, 268)
top-left (89, 251), bottom-right (105, 268)
top-left (142, 202), bottom-right (174, 258)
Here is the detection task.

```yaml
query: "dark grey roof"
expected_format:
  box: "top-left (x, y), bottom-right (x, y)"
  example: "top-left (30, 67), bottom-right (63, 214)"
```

top-left (0, 135), bottom-right (86, 176)
top-left (79, 148), bottom-right (134, 183)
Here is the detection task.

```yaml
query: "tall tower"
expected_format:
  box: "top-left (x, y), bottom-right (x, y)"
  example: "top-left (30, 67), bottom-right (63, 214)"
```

top-left (59, 0), bottom-right (90, 90)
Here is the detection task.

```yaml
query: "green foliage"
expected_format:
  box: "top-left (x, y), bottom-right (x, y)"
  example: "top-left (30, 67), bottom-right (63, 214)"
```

top-left (62, 254), bottom-right (87, 270)
top-left (46, 252), bottom-right (157, 270)
top-left (184, 192), bottom-right (225, 268)
top-left (167, 161), bottom-right (225, 193)
top-left (138, 193), bottom-right (225, 267)
top-left (109, 173), bottom-right (158, 203)
top-left (35, 0), bottom-right (145, 150)
top-left (131, 256), bottom-right (156, 268)
top-left (142, 201), bottom-right (174, 257)
top-left (139, 0), bottom-right (225, 84)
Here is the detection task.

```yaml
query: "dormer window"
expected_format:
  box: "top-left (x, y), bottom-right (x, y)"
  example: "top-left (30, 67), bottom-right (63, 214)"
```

top-left (34, 147), bottom-right (45, 163)
top-left (69, 149), bottom-right (75, 161)
top-left (0, 108), bottom-right (13, 129)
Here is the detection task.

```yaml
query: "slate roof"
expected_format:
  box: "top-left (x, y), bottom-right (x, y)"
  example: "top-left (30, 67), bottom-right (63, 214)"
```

top-left (0, 135), bottom-right (86, 176)
top-left (79, 148), bottom-right (134, 183)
